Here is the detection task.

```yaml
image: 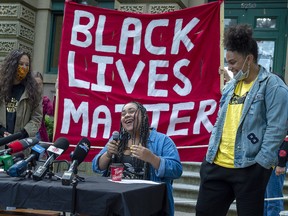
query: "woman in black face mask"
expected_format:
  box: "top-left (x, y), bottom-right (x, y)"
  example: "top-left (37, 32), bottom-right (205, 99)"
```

top-left (0, 49), bottom-right (42, 155)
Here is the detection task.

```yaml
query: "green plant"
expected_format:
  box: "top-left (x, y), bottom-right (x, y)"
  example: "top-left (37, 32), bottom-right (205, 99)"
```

top-left (44, 115), bottom-right (54, 142)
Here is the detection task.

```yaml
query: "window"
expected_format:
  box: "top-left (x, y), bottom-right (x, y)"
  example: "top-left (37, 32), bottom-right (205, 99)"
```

top-left (48, 12), bottom-right (63, 74)
top-left (224, 18), bottom-right (237, 28)
top-left (47, 1), bottom-right (64, 74)
top-left (256, 17), bottom-right (276, 29)
top-left (47, 0), bottom-right (114, 74)
top-left (257, 40), bottom-right (275, 72)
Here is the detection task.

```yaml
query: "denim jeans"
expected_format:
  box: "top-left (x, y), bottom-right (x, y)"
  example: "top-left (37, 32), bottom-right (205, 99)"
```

top-left (264, 169), bottom-right (286, 216)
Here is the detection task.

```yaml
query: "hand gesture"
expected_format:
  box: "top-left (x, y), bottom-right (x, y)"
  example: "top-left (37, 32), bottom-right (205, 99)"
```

top-left (131, 144), bottom-right (152, 163)
top-left (275, 166), bottom-right (286, 176)
top-left (106, 140), bottom-right (119, 158)
top-left (3, 131), bottom-right (11, 137)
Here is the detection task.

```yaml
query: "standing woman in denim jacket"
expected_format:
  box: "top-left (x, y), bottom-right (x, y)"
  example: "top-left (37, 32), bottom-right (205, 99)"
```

top-left (92, 101), bottom-right (183, 216)
top-left (196, 24), bottom-right (288, 216)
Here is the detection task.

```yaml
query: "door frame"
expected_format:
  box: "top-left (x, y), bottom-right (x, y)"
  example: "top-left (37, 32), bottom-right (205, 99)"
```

top-left (224, 1), bottom-right (287, 79)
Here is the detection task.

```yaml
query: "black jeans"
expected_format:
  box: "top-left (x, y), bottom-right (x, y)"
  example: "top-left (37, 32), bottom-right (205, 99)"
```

top-left (196, 160), bottom-right (272, 216)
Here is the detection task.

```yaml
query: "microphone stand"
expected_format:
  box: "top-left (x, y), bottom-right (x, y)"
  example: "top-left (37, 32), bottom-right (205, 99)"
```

top-left (19, 161), bottom-right (35, 180)
top-left (26, 162), bottom-right (34, 179)
top-left (45, 163), bottom-right (62, 180)
top-left (70, 178), bottom-right (79, 216)
top-left (70, 171), bottom-right (85, 216)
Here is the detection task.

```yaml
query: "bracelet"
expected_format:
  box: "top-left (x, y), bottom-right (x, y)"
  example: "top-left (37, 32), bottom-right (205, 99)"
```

top-left (106, 152), bottom-right (112, 159)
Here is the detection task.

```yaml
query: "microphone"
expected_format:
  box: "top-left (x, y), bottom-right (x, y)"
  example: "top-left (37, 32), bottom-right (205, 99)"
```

top-left (0, 153), bottom-right (25, 171)
top-left (62, 137), bottom-right (90, 185)
top-left (0, 132), bottom-right (23, 147)
top-left (6, 144), bottom-right (49, 177)
top-left (12, 152), bottom-right (25, 164)
top-left (0, 155), bottom-right (13, 171)
top-left (32, 137), bottom-right (69, 181)
top-left (0, 137), bottom-right (39, 156)
top-left (111, 131), bottom-right (119, 163)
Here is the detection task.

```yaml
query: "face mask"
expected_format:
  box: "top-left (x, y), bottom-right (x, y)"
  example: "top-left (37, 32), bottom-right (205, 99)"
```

top-left (233, 57), bottom-right (250, 81)
top-left (16, 65), bottom-right (29, 81)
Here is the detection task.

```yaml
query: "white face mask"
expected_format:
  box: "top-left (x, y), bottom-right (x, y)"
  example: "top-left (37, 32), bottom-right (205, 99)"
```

top-left (233, 56), bottom-right (250, 81)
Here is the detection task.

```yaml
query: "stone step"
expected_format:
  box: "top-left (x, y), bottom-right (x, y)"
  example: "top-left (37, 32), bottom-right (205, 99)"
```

top-left (173, 183), bottom-right (199, 200)
top-left (181, 162), bottom-right (202, 173)
top-left (174, 197), bottom-right (194, 213)
top-left (174, 195), bottom-right (238, 215)
top-left (173, 170), bottom-right (200, 185)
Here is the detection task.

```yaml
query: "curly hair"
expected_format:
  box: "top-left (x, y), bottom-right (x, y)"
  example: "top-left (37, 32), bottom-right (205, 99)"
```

top-left (0, 49), bottom-right (41, 108)
top-left (223, 24), bottom-right (258, 62)
top-left (117, 101), bottom-right (150, 179)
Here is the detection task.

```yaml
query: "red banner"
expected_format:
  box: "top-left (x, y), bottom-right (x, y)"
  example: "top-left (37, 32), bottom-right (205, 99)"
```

top-left (54, 1), bottom-right (222, 162)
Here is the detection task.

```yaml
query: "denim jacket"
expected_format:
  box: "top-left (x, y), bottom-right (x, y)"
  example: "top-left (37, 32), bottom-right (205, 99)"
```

top-left (206, 66), bottom-right (288, 169)
top-left (92, 128), bottom-right (183, 215)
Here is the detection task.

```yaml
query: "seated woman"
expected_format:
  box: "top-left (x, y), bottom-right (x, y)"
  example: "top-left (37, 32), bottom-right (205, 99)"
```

top-left (92, 101), bottom-right (183, 216)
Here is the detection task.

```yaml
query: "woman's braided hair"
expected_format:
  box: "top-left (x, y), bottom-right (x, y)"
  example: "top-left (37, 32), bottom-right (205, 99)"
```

top-left (118, 101), bottom-right (150, 179)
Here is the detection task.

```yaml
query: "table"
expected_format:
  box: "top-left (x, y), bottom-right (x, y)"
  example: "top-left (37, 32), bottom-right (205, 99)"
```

top-left (0, 173), bottom-right (168, 216)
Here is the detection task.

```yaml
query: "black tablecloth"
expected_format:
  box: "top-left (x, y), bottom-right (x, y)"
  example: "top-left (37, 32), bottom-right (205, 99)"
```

top-left (0, 173), bottom-right (168, 216)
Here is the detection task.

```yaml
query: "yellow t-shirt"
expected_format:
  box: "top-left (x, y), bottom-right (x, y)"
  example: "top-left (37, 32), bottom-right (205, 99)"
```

top-left (214, 80), bottom-right (254, 168)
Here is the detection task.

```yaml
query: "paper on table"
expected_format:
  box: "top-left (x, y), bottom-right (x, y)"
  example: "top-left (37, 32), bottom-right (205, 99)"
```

top-left (108, 179), bottom-right (160, 185)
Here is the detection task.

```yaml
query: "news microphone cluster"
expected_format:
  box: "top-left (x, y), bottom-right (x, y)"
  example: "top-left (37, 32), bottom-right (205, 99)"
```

top-left (0, 137), bottom-right (39, 156)
top-left (5, 136), bottom-right (91, 187)
top-left (7, 144), bottom-right (49, 177)
top-left (33, 137), bottom-right (70, 181)
top-left (0, 137), bottom-right (39, 171)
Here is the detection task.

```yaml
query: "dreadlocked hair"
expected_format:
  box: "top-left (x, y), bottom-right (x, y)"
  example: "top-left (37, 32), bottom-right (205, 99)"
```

top-left (118, 101), bottom-right (150, 179)
top-left (0, 49), bottom-right (41, 108)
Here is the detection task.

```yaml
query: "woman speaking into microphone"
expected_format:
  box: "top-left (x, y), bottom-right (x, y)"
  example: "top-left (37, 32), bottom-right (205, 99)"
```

top-left (92, 101), bottom-right (183, 216)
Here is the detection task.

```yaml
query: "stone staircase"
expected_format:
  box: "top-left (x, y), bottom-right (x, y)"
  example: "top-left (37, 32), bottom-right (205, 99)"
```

top-left (173, 162), bottom-right (200, 214)
top-left (173, 162), bottom-right (288, 215)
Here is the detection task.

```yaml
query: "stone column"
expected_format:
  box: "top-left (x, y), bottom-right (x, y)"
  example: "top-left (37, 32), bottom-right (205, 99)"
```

top-left (0, 2), bottom-right (36, 62)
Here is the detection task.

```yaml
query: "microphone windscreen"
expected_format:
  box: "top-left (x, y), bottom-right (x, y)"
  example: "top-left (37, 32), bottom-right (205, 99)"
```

top-left (7, 141), bottom-right (23, 153)
top-left (48, 137), bottom-right (69, 156)
top-left (7, 137), bottom-right (39, 153)
top-left (21, 137), bottom-right (39, 148)
top-left (71, 137), bottom-right (90, 164)
top-left (0, 132), bottom-right (23, 147)
top-left (112, 131), bottom-right (119, 141)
